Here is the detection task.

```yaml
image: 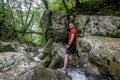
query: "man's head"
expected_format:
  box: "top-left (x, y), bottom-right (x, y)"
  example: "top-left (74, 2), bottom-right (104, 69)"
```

top-left (69, 23), bottom-right (74, 30)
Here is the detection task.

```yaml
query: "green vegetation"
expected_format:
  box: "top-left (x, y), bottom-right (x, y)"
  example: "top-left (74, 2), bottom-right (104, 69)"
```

top-left (47, 0), bottom-right (120, 16)
top-left (0, 0), bottom-right (46, 47)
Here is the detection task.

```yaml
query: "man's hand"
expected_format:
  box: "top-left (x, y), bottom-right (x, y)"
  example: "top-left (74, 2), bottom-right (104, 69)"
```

top-left (66, 44), bottom-right (70, 49)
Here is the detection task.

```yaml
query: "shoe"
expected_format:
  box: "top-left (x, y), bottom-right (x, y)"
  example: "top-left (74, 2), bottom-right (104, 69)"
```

top-left (73, 63), bottom-right (80, 68)
top-left (76, 64), bottom-right (80, 68)
top-left (57, 68), bottom-right (66, 73)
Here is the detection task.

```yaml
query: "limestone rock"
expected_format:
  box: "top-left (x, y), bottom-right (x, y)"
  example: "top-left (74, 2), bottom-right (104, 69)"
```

top-left (40, 10), bottom-right (68, 41)
top-left (43, 38), bottom-right (54, 56)
top-left (0, 40), bottom-right (70, 80)
top-left (74, 15), bottom-right (120, 37)
top-left (77, 36), bottom-right (120, 58)
top-left (0, 52), bottom-right (70, 80)
top-left (40, 10), bottom-right (120, 80)
top-left (77, 36), bottom-right (120, 80)
top-left (40, 10), bottom-right (120, 41)
top-left (0, 52), bottom-right (37, 80)
top-left (0, 41), bottom-right (16, 52)
top-left (42, 41), bottom-right (65, 68)
top-left (85, 62), bottom-right (101, 77)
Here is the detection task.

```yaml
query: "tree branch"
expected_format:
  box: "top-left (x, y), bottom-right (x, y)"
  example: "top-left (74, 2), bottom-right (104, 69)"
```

top-left (19, 1), bottom-right (24, 26)
top-left (25, 0), bottom-right (32, 27)
top-left (42, 0), bottom-right (49, 9)
top-left (15, 30), bottom-right (43, 35)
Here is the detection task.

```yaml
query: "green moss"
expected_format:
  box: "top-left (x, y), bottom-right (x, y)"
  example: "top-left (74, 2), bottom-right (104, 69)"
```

top-left (42, 56), bottom-right (52, 67)
top-left (89, 56), bottom-right (120, 80)
top-left (105, 63), bottom-right (120, 80)
top-left (97, 61), bottom-right (120, 80)
top-left (106, 30), bottom-right (120, 38)
top-left (115, 29), bottom-right (120, 38)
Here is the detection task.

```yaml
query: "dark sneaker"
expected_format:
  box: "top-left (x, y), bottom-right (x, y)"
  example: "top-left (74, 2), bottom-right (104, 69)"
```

top-left (57, 68), bottom-right (66, 73)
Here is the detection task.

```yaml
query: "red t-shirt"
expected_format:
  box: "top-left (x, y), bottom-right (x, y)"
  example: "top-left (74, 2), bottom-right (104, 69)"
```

top-left (68, 28), bottom-right (77, 45)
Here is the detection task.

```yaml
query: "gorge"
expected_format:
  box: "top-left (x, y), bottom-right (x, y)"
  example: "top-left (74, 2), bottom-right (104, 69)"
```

top-left (0, 10), bottom-right (120, 80)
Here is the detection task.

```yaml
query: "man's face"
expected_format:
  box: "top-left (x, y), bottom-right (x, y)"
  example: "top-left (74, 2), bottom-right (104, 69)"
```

top-left (69, 23), bottom-right (74, 29)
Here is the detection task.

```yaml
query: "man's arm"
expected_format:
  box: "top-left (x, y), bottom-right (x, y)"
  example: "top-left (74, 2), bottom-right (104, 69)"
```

top-left (68, 33), bottom-right (75, 45)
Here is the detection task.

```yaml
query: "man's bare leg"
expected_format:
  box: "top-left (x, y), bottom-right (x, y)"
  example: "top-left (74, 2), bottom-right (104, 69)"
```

top-left (63, 54), bottom-right (69, 69)
top-left (76, 54), bottom-right (79, 65)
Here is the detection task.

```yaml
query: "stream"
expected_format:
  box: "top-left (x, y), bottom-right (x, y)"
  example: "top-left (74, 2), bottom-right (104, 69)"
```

top-left (67, 68), bottom-right (88, 80)
top-left (33, 56), bottom-right (88, 80)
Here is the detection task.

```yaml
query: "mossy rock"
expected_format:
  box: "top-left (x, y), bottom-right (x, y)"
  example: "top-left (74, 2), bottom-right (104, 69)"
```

top-left (42, 56), bottom-right (52, 67)
top-left (43, 38), bottom-right (53, 56)
top-left (89, 55), bottom-right (120, 80)
top-left (106, 30), bottom-right (120, 38)
top-left (0, 42), bottom-right (16, 52)
top-left (106, 63), bottom-right (120, 80)
top-left (98, 62), bottom-right (120, 80)
top-left (38, 54), bottom-right (46, 60)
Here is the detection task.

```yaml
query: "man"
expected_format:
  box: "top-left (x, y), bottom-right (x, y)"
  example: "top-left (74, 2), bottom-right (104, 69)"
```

top-left (58, 23), bottom-right (79, 73)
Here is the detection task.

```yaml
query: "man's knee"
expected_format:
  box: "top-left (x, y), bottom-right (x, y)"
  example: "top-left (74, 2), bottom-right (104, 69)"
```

top-left (65, 54), bottom-right (69, 58)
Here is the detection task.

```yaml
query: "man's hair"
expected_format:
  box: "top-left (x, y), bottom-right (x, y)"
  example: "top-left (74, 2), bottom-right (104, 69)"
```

top-left (69, 22), bottom-right (74, 24)
top-left (69, 23), bottom-right (74, 27)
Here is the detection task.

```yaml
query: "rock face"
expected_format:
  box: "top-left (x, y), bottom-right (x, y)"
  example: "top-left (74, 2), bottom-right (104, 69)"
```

top-left (0, 42), bottom-right (70, 80)
top-left (77, 36), bottom-right (120, 80)
top-left (40, 10), bottom-right (120, 41)
top-left (40, 10), bottom-right (69, 41)
top-left (41, 39), bottom-right (65, 69)
top-left (40, 10), bottom-right (120, 80)
top-left (74, 15), bottom-right (120, 37)
top-left (77, 36), bottom-right (120, 58)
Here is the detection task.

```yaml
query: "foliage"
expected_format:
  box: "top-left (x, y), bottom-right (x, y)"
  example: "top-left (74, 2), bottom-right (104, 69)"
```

top-left (71, 0), bottom-right (120, 16)
top-left (0, 0), bottom-right (46, 47)
top-left (0, 2), bottom-right (14, 40)
top-left (48, 0), bottom-right (120, 16)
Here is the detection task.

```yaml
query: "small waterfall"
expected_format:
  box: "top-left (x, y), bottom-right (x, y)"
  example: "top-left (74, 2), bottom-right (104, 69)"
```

top-left (33, 56), bottom-right (88, 80)
top-left (67, 68), bottom-right (88, 80)
top-left (33, 56), bottom-right (41, 61)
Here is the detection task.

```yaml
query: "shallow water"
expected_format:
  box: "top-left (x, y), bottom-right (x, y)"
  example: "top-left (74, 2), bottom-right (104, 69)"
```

top-left (66, 68), bottom-right (88, 80)
top-left (33, 56), bottom-right (88, 80)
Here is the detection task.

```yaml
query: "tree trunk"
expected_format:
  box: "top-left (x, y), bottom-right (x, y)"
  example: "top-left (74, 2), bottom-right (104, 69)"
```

top-left (62, 0), bottom-right (69, 11)
top-left (42, 0), bottom-right (49, 9)
top-left (75, 0), bottom-right (80, 7)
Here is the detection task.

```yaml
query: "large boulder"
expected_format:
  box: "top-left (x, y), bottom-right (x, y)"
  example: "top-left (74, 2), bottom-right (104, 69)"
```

top-left (0, 40), bottom-right (70, 80)
top-left (40, 39), bottom-right (66, 69)
top-left (77, 36), bottom-right (120, 80)
top-left (0, 52), bottom-right (70, 80)
top-left (40, 10), bottom-right (69, 41)
top-left (0, 41), bottom-right (41, 58)
top-left (77, 36), bottom-right (120, 58)
top-left (74, 15), bottom-right (120, 37)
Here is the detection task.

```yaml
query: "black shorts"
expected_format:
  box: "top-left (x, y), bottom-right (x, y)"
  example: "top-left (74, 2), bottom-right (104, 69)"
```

top-left (66, 44), bottom-right (76, 54)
